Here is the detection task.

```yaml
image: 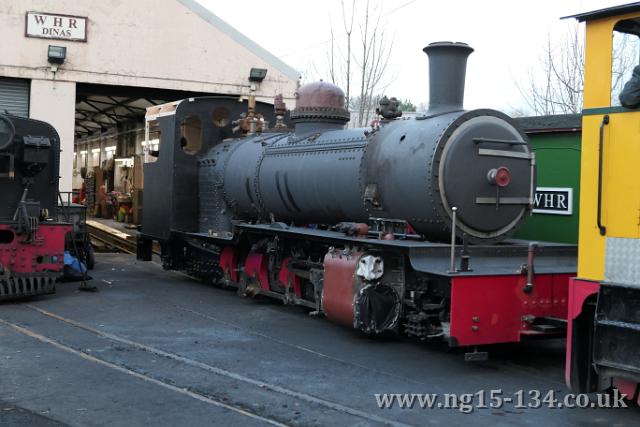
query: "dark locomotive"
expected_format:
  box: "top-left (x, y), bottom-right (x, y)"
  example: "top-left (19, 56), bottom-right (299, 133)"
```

top-left (138, 42), bottom-right (576, 350)
top-left (0, 112), bottom-right (71, 300)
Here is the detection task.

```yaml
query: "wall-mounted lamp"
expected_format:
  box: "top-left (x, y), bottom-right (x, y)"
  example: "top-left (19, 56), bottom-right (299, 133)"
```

top-left (249, 67), bottom-right (267, 82)
top-left (48, 45), bottom-right (66, 64)
top-left (48, 45), bottom-right (66, 72)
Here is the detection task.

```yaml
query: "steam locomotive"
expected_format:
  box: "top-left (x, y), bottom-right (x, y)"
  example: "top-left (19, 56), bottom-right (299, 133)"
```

top-left (138, 42), bottom-right (576, 350)
top-left (0, 112), bottom-right (71, 300)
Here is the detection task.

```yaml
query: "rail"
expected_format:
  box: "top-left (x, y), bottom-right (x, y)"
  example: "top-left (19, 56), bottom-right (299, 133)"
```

top-left (87, 220), bottom-right (160, 256)
top-left (87, 221), bottom-right (138, 254)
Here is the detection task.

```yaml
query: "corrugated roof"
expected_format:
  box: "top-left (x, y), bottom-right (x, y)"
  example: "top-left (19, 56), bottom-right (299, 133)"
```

top-left (177, 0), bottom-right (300, 81)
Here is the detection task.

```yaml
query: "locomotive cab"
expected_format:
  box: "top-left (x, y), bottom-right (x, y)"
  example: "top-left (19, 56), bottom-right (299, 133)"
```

top-left (565, 3), bottom-right (640, 400)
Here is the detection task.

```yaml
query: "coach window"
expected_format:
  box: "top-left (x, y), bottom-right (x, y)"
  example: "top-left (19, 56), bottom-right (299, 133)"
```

top-left (611, 18), bottom-right (640, 107)
top-left (180, 116), bottom-right (202, 155)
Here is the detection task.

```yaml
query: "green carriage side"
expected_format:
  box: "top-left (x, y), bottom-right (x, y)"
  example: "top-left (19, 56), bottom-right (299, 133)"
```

top-left (514, 114), bottom-right (581, 244)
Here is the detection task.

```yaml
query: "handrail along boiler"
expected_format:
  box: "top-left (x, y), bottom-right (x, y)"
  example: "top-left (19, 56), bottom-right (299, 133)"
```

top-left (138, 42), bottom-right (576, 350)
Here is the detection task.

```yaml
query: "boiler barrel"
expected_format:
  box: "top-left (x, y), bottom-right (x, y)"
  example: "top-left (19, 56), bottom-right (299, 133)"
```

top-left (219, 108), bottom-right (533, 243)
top-left (223, 129), bottom-right (369, 225)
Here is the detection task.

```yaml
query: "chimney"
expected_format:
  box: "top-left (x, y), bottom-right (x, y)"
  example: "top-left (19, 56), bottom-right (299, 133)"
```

top-left (423, 42), bottom-right (474, 114)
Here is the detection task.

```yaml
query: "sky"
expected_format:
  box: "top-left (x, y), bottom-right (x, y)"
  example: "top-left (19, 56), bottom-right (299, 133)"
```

top-left (197, 0), bottom-right (633, 114)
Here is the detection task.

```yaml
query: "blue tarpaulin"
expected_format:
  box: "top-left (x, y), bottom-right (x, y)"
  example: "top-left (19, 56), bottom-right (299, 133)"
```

top-left (63, 251), bottom-right (87, 280)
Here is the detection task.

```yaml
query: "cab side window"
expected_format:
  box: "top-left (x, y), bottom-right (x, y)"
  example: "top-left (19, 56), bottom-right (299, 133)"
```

top-left (180, 116), bottom-right (202, 155)
top-left (143, 118), bottom-right (161, 163)
top-left (611, 19), bottom-right (640, 107)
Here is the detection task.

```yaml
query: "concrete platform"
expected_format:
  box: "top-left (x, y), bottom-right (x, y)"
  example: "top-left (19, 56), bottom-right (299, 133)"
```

top-left (0, 253), bottom-right (637, 426)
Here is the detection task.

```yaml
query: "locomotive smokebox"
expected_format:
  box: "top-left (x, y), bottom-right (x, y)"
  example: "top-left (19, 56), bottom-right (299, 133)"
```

top-left (424, 41), bottom-right (474, 113)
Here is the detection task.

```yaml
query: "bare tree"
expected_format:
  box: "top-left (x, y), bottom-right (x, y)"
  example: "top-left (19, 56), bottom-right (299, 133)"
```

top-left (355, 0), bottom-right (394, 126)
top-left (327, 0), bottom-right (394, 127)
top-left (611, 31), bottom-right (640, 105)
top-left (342, 0), bottom-right (354, 105)
top-left (517, 21), bottom-right (640, 115)
top-left (517, 23), bottom-right (585, 115)
top-left (327, 1), bottom-right (354, 105)
top-left (328, 0), bottom-right (355, 104)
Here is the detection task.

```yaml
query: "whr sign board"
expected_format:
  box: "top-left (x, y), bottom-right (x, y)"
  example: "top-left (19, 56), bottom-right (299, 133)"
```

top-left (25, 12), bottom-right (87, 42)
top-left (532, 187), bottom-right (573, 215)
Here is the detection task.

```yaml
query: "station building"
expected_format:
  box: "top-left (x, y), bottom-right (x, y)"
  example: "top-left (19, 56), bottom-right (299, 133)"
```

top-left (0, 0), bottom-right (299, 199)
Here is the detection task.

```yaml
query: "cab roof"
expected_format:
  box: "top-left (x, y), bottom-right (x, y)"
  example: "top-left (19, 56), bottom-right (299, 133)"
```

top-left (563, 2), bottom-right (640, 22)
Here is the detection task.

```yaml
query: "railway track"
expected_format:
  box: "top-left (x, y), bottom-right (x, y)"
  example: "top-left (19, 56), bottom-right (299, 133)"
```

top-left (87, 222), bottom-right (137, 254)
top-left (86, 220), bottom-right (160, 255)
top-left (5, 254), bottom-right (634, 426)
top-left (1, 303), bottom-right (414, 427)
top-left (0, 314), bottom-right (290, 427)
